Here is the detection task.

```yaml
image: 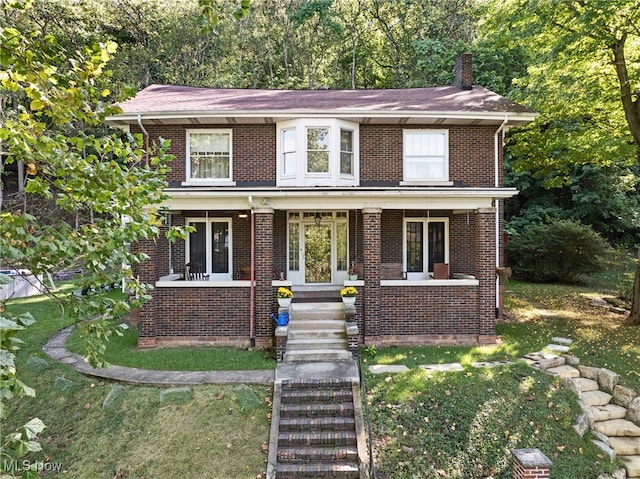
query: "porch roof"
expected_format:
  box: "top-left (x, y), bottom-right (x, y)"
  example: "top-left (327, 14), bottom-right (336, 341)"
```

top-left (161, 186), bottom-right (518, 212)
top-left (106, 84), bottom-right (537, 128)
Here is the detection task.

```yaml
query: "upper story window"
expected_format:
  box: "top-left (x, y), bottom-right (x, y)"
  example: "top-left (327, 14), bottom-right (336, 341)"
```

top-left (184, 129), bottom-right (235, 186)
top-left (277, 119), bottom-right (359, 187)
top-left (402, 130), bottom-right (451, 185)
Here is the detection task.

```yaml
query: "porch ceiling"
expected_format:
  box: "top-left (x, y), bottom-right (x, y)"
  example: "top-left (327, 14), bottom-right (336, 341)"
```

top-left (161, 187), bottom-right (518, 212)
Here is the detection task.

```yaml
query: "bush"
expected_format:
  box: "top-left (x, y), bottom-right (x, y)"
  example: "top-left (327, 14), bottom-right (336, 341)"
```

top-left (507, 219), bottom-right (612, 283)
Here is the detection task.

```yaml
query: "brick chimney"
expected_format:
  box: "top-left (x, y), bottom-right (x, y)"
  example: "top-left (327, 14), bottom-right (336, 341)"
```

top-left (454, 53), bottom-right (473, 90)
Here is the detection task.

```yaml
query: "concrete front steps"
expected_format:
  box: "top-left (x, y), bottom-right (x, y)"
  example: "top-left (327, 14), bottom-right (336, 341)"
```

top-left (525, 346), bottom-right (640, 478)
top-left (274, 378), bottom-right (363, 478)
top-left (284, 302), bottom-right (351, 362)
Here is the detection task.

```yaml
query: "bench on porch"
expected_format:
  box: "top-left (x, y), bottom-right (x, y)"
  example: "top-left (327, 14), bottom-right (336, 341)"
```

top-left (381, 262), bottom-right (406, 280)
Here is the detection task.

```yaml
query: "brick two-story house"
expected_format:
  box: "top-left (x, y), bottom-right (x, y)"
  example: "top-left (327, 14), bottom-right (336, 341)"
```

top-left (106, 55), bottom-right (536, 351)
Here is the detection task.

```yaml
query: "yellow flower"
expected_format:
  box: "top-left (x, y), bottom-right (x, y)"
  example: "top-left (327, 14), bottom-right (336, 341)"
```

top-left (277, 287), bottom-right (293, 298)
top-left (340, 286), bottom-right (358, 297)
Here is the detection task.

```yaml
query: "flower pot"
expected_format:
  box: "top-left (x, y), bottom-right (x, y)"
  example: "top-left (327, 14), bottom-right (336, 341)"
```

top-left (342, 296), bottom-right (356, 306)
top-left (277, 298), bottom-right (291, 308)
top-left (348, 274), bottom-right (358, 281)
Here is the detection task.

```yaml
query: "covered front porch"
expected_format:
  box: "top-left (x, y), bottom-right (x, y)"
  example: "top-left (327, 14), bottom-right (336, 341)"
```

top-left (133, 188), bottom-right (511, 349)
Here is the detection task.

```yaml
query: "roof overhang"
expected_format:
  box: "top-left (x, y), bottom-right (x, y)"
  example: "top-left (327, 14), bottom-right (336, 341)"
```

top-left (106, 111), bottom-right (537, 128)
top-left (160, 187), bottom-right (519, 212)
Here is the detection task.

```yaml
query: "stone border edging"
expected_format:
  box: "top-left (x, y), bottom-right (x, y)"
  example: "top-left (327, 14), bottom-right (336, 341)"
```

top-left (43, 325), bottom-right (275, 386)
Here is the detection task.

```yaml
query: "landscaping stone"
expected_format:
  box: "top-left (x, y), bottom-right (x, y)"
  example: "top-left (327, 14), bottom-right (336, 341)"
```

top-left (599, 368), bottom-right (621, 394)
top-left (103, 384), bottom-right (127, 410)
top-left (620, 456), bottom-right (640, 478)
top-left (573, 413), bottom-right (592, 437)
top-left (419, 363), bottom-right (464, 373)
top-left (159, 387), bottom-right (192, 406)
top-left (608, 437), bottom-right (640, 455)
top-left (597, 468), bottom-right (630, 479)
top-left (551, 337), bottom-right (572, 345)
top-left (546, 365), bottom-right (580, 378)
top-left (629, 397), bottom-right (640, 426)
top-left (592, 439), bottom-right (617, 461)
top-left (593, 419), bottom-right (640, 437)
top-left (26, 355), bottom-right (50, 372)
top-left (53, 377), bottom-right (75, 392)
top-left (368, 365), bottom-right (410, 374)
top-left (590, 404), bottom-right (629, 422)
top-left (546, 343), bottom-right (570, 353)
top-left (614, 385), bottom-right (638, 408)
top-left (581, 390), bottom-right (613, 407)
top-left (523, 351), bottom-right (565, 371)
top-left (565, 355), bottom-right (580, 367)
top-left (578, 365), bottom-right (601, 380)
top-left (592, 431), bottom-right (610, 444)
top-left (563, 377), bottom-right (599, 397)
top-left (234, 384), bottom-right (262, 412)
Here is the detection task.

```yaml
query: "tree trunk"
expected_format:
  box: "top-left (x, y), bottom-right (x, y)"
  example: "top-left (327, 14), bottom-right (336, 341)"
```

top-left (630, 248), bottom-right (640, 325)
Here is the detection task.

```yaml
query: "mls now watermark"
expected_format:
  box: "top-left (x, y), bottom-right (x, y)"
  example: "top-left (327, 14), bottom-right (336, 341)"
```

top-left (3, 460), bottom-right (63, 473)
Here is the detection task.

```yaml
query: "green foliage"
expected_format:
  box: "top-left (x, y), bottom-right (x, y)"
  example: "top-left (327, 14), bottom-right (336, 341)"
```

top-left (507, 220), bottom-right (613, 283)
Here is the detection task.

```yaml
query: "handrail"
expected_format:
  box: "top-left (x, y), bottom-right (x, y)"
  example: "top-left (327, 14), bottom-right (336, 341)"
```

top-left (358, 355), bottom-right (377, 479)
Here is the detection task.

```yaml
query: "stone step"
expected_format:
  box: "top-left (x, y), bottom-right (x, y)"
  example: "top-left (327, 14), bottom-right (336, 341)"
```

top-left (608, 437), bottom-right (640, 455)
top-left (283, 349), bottom-right (353, 362)
top-left (523, 351), bottom-right (566, 371)
top-left (280, 402), bottom-right (355, 418)
top-left (288, 329), bottom-right (346, 340)
top-left (288, 319), bottom-right (346, 330)
top-left (287, 338), bottom-right (348, 350)
top-left (593, 419), bottom-right (640, 437)
top-left (589, 404), bottom-right (629, 422)
top-left (279, 416), bottom-right (356, 432)
top-left (546, 365), bottom-right (580, 378)
top-left (278, 431), bottom-right (357, 447)
top-left (280, 388), bottom-right (353, 404)
top-left (276, 461), bottom-right (360, 479)
top-left (621, 455), bottom-right (640, 478)
top-left (581, 390), bottom-right (613, 407)
top-left (564, 377), bottom-right (600, 394)
top-left (277, 445), bottom-right (359, 462)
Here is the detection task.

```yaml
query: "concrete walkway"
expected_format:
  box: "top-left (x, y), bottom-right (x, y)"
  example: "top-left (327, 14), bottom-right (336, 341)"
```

top-left (43, 325), bottom-right (274, 385)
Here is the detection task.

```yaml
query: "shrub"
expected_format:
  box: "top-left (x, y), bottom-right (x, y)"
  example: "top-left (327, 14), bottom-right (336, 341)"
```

top-left (507, 219), bottom-right (612, 283)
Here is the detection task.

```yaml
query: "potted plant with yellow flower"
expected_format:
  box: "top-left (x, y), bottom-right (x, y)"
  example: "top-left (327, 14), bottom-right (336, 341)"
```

top-left (277, 287), bottom-right (294, 307)
top-left (340, 286), bottom-right (358, 305)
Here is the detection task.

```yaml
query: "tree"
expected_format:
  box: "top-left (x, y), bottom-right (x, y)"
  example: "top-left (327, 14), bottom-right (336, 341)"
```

top-left (482, 0), bottom-right (640, 324)
top-left (0, 4), bottom-right (184, 476)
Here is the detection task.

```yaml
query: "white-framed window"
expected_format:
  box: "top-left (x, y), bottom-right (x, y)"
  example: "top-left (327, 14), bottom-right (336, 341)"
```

top-left (403, 130), bottom-right (449, 183)
top-left (404, 218), bottom-right (449, 280)
top-left (277, 119), bottom-right (359, 187)
top-left (184, 129), bottom-right (234, 185)
top-left (186, 218), bottom-right (232, 280)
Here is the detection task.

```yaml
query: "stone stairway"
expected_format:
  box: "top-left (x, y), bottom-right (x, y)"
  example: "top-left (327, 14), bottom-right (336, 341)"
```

top-left (525, 340), bottom-right (640, 478)
top-left (284, 302), bottom-right (352, 362)
top-left (275, 379), bottom-right (361, 478)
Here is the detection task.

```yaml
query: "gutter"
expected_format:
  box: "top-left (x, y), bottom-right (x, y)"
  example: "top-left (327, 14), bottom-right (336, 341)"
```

top-left (137, 114), bottom-right (150, 166)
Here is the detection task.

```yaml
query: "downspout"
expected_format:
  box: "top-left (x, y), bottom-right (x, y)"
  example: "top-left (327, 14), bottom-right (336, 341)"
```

top-left (494, 116), bottom-right (509, 318)
top-left (248, 196), bottom-right (256, 347)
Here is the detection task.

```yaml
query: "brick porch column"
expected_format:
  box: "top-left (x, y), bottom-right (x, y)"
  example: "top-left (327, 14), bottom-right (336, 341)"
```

top-left (134, 237), bottom-right (158, 348)
top-left (511, 449), bottom-right (552, 479)
top-left (362, 207), bottom-right (381, 343)
top-left (253, 206), bottom-right (274, 347)
top-left (475, 207), bottom-right (496, 344)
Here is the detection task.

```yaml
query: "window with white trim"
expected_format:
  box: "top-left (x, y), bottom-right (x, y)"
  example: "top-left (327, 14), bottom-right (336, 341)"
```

top-left (186, 218), bottom-right (232, 280)
top-left (277, 119), bottom-right (359, 186)
top-left (403, 130), bottom-right (449, 183)
top-left (404, 218), bottom-right (449, 280)
top-left (185, 129), bottom-right (233, 184)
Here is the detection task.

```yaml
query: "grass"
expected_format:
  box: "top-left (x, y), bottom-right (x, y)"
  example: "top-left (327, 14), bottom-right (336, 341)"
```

top-left (66, 326), bottom-right (276, 371)
top-left (3, 291), bottom-right (272, 478)
top-left (364, 276), bottom-right (639, 479)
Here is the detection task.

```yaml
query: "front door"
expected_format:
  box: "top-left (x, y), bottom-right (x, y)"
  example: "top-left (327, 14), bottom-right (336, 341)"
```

top-left (287, 212), bottom-right (348, 285)
top-left (304, 224), bottom-right (332, 283)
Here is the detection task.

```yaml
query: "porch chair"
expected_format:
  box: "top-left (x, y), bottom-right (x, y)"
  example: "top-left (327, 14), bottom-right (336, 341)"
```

top-left (185, 262), bottom-right (210, 281)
